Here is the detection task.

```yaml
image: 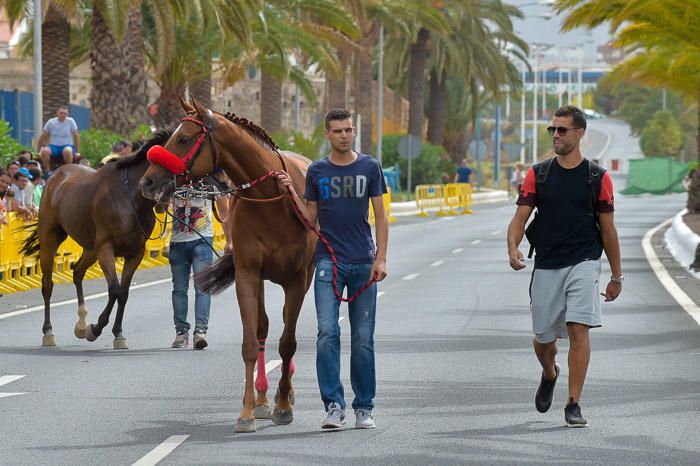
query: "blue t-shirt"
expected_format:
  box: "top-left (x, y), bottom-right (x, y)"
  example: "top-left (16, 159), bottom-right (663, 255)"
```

top-left (305, 153), bottom-right (387, 264)
top-left (457, 166), bottom-right (472, 183)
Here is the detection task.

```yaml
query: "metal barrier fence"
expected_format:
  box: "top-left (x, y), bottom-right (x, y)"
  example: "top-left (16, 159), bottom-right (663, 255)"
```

top-left (0, 211), bottom-right (227, 295)
top-left (414, 183), bottom-right (473, 216)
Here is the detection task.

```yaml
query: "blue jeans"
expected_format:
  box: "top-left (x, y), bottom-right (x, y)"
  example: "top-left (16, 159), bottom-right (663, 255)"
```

top-left (169, 237), bottom-right (213, 334)
top-left (315, 258), bottom-right (377, 411)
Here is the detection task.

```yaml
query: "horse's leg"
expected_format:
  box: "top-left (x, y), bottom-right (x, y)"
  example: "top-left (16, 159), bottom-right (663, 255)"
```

top-left (110, 249), bottom-right (143, 350)
top-left (72, 250), bottom-right (97, 339)
top-left (84, 246), bottom-right (119, 342)
top-left (253, 282), bottom-right (271, 419)
top-left (271, 276), bottom-right (307, 426)
top-left (38, 234), bottom-right (62, 347)
top-left (234, 272), bottom-right (262, 433)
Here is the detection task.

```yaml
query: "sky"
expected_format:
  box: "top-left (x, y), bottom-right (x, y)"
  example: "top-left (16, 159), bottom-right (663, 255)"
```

top-left (508, 0), bottom-right (613, 68)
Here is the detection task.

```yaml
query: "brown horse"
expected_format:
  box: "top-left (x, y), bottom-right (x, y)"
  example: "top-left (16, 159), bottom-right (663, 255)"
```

top-left (139, 97), bottom-right (316, 432)
top-left (21, 130), bottom-right (171, 349)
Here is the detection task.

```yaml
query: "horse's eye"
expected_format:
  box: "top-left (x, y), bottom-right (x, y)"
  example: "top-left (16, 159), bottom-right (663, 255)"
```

top-left (178, 136), bottom-right (191, 145)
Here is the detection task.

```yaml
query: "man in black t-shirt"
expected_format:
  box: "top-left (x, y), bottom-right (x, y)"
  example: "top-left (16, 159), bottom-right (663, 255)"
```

top-left (506, 105), bottom-right (623, 428)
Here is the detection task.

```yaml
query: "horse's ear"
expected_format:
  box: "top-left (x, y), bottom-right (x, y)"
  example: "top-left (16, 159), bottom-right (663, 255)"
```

top-left (178, 95), bottom-right (195, 114)
top-left (190, 95), bottom-right (208, 118)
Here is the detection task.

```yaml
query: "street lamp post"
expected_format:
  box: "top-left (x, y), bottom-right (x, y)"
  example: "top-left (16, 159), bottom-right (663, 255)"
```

top-left (532, 50), bottom-right (539, 164)
top-left (33, 0), bottom-right (42, 146)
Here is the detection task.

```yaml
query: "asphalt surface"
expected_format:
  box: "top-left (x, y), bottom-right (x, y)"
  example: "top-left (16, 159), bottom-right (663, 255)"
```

top-left (1, 121), bottom-right (699, 465)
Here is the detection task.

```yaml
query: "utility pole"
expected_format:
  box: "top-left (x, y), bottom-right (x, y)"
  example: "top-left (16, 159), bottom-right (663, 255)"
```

top-left (33, 0), bottom-right (42, 147)
top-left (376, 24), bottom-right (384, 164)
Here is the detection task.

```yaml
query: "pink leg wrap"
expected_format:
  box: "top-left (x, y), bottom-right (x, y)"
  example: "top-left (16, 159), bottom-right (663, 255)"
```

top-left (289, 357), bottom-right (295, 377)
top-left (255, 339), bottom-right (268, 392)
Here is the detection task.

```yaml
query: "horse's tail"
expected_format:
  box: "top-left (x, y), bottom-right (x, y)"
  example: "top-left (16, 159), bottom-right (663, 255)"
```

top-left (195, 254), bottom-right (235, 295)
top-left (19, 221), bottom-right (40, 258)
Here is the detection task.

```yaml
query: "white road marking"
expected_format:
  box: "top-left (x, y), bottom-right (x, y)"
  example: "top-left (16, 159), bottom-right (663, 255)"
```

top-left (642, 218), bottom-right (700, 327)
top-left (470, 239), bottom-right (481, 245)
top-left (452, 248), bottom-right (463, 254)
top-left (0, 375), bottom-right (27, 399)
top-left (339, 316), bottom-right (345, 323)
top-left (251, 359), bottom-right (283, 381)
top-left (132, 435), bottom-right (190, 466)
top-left (378, 291), bottom-right (385, 297)
top-left (430, 260), bottom-right (444, 267)
top-left (0, 278), bottom-right (173, 320)
top-left (403, 273), bottom-right (419, 281)
top-left (490, 230), bottom-right (502, 236)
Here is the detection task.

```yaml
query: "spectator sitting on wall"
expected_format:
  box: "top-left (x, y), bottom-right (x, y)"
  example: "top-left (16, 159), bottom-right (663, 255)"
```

top-left (37, 106), bottom-right (80, 174)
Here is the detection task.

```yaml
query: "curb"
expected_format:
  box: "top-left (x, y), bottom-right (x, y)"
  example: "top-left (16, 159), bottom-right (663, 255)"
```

top-left (390, 190), bottom-right (509, 217)
top-left (664, 209), bottom-right (700, 279)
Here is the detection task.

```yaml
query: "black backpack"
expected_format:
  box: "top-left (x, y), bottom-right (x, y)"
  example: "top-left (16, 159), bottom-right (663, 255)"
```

top-left (524, 157), bottom-right (604, 259)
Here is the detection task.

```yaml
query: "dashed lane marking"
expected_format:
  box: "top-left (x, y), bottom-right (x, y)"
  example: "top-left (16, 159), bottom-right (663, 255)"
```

top-left (430, 260), bottom-right (444, 267)
top-left (0, 375), bottom-right (27, 398)
top-left (470, 240), bottom-right (481, 245)
top-left (642, 218), bottom-right (700, 327)
top-left (490, 230), bottom-right (502, 236)
top-left (403, 273), bottom-right (419, 281)
top-left (132, 435), bottom-right (190, 466)
top-left (378, 291), bottom-right (385, 297)
top-left (452, 248), bottom-right (463, 254)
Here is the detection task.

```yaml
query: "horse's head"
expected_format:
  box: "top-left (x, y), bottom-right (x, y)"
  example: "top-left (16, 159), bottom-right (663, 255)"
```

top-left (139, 96), bottom-right (218, 202)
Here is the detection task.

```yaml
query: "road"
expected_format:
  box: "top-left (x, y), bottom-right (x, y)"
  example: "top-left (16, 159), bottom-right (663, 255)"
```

top-left (1, 122), bottom-right (699, 465)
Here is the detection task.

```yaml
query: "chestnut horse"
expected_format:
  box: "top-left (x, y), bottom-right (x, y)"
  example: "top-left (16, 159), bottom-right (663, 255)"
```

top-left (21, 130), bottom-right (171, 349)
top-left (139, 97), bottom-right (316, 432)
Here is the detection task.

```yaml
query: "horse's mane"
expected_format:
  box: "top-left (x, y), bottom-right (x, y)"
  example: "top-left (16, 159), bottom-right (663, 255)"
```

top-left (114, 128), bottom-right (174, 168)
top-left (220, 111), bottom-right (280, 153)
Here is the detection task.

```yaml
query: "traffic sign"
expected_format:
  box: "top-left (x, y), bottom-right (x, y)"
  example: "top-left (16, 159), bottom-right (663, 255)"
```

top-left (398, 135), bottom-right (422, 160)
top-left (468, 139), bottom-right (487, 161)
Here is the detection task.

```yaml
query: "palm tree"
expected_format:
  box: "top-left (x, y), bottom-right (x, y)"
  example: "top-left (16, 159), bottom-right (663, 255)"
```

top-left (555, 0), bottom-right (700, 212)
top-left (0, 0), bottom-right (84, 124)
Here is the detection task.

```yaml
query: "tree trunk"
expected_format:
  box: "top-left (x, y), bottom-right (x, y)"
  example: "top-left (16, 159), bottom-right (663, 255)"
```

top-left (89, 5), bottom-right (130, 135)
top-left (356, 47), bottom-right (374, 154)
top-left (126, 5), bottom-right (149, 133)
top-left (427, 71), bottom-right (447, 146)
top-left (154, 82), bottom-right (186, 129)
top-left (41, 5), bottom-right (70, 124)
top-left (325, 49), bottom-right (347, 112)
top-left (260, 69), bottom-right (282, 133)
top-left (189, 64), bottom-right (212, 108)
top-left (688, 96), bottom-right (700, 214)
top-left (408, 28), bottom-right (430, 139)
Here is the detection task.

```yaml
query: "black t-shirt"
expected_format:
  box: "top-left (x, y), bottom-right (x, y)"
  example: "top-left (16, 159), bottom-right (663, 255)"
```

top-left (516, 158), bottom-right (615, 269)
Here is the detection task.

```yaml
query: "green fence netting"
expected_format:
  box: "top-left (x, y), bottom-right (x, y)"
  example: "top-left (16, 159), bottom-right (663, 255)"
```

top-left (620, 157), bottom-right (690, 195)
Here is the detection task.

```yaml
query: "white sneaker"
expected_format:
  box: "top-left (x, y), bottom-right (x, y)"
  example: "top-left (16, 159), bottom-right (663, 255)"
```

top-left (354, 409), bottom-right (376, 429)
top-left (321, 402), bottom-right (346, 429)
top-left (171, 332), bottom-right (189, 348)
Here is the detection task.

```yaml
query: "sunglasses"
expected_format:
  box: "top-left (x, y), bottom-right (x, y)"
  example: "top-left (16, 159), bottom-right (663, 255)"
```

top-left (547, 126), bottom-right (580, 136)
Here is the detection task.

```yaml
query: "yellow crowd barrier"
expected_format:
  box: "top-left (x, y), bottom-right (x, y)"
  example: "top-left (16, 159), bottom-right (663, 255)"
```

top-left (414, 183), bottom-right (473, 216)
top-left (414, 184), bottom-right (445, 217)
top-left (369, 187), bottom-right (396, 225)
top-left (0, 209), bottom-right (229, 295)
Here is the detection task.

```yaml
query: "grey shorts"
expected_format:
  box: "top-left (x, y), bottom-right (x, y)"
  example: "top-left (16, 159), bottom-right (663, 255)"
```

top-left (529, 259), bottom-right (602, 343)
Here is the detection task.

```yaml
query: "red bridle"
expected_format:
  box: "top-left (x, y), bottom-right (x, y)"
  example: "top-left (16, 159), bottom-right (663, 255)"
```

top-left (147, 115), bottom-right (215, 176)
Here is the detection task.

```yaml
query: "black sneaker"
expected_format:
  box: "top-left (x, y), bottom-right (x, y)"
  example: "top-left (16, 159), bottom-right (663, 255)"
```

top-left (535, 362), bottom-right (559, 413)
top-left (565, 401), bottom-right (589, 428)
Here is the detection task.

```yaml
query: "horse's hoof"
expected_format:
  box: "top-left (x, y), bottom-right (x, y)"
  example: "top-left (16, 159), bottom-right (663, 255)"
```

top-left (274, 388), bottom-right (295, 406)
top-left (42, 335), bottom-right (56, 347)
top-left (74, 324), bottom-right (86, 339)
top-left (113, 338), bottom-right (129, 350)
top-left (84, 325), bottom-right (97, 342)
top-left (271, 407), bottom-right (293, 425)
top-left (234, 417), bottom-right (256, 433)
top-left (253, 404), bottom-right (272, 420)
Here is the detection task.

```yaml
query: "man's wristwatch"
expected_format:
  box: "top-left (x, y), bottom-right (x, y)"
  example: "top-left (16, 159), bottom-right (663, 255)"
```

top-left (610, 275), bottom-right (624, 284)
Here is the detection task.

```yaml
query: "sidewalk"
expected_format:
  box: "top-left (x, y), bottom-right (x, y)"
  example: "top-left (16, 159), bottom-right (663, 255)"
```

top-left (391, 188), bottom-right (509, 217)
top-left (665, 209), bottom-right (700, 278)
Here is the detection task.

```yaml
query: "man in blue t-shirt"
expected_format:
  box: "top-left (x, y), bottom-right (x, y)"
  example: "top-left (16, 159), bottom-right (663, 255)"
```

top-left (37, 106), bottom-right (80, 172)
top-left (275, 108), bottom-right (388, 431)
top-left (454, 158), bottom-right (472, 183)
